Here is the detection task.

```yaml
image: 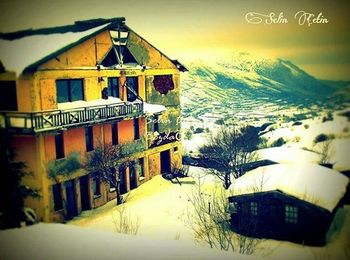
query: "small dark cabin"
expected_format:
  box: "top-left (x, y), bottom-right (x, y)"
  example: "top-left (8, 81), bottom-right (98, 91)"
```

top-left (228, 163), bottom-right (349, 246)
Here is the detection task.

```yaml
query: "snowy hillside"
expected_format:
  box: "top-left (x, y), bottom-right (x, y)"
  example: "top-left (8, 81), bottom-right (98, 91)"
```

top-left (181, 52), bottom-right (349, 126)
top-left (183, 52), bottom-right (333, 102)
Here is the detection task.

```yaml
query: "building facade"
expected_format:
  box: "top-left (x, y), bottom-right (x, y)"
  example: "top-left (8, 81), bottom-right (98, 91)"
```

top-left (0, 18), bottom-right (186, 222)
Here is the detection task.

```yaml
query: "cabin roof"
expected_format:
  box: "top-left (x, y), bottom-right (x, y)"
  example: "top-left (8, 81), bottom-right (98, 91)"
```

top-left (229, 163), bottom-right (349, 212)
top-left (0, 17), bottom-right (187, 75)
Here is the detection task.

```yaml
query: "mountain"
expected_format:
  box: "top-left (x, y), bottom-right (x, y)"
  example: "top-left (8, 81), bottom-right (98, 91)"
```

top-left (181, 52), bottom-right (348, 114)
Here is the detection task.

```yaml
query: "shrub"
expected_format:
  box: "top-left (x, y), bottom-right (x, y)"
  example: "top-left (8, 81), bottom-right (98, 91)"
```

top-left (322, 112), bottom-right (334, 123)
top-left (194, 127), bottom-right (204, 134)
top-left (292, 121), bottom-right (303, 126)
top-left (48, 152), bottom-right (81, 179)
top-left (314, 134), bottom-right (329, 143)
top-left (257, 137), bottom-right (269, 149)
top-left (338, 111), bottom-right (350, 121)
top-left (215, 119), bottom-right (225, 125)
top-left (293, 136), bottom-right (301, 142)
top-left (271, 137), bottom-right (285, 147)
top-left (185, 129), bottom-right (193, 140)
top-left (304, 124), bottom-right (310, 129)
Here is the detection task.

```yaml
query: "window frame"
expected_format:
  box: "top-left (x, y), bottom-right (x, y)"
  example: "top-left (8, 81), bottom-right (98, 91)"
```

top-left (285, 205), bottom-right (298, 224)
top-left (92, 174), bottom-right (101, 197)
top-left (85, 126), bottom-right (94, 152)
top-left (126, 76), bottom-right (139, 102)
top-left (107, 77), bottom-right (119, 98)
top-left (133, 118), bottom-right (140, 140)
top-left (55, 132), bottom-right (65, 159)
top-left (52, 183), bottom-right (63, 211)
top-left (250, 201), bottom-right (258, 216)
top-left (56, 79), bottom-right (84, 103)
top-left (111, 122), bottom-right (119, 145)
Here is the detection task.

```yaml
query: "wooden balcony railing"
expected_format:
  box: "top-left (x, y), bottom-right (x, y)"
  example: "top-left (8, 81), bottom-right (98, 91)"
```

top-left (0, 101), bottom-right (143, 134)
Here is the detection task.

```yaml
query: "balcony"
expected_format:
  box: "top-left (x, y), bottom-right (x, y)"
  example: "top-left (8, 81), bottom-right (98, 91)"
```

top-left (0, 101), bottom-right (143, 134)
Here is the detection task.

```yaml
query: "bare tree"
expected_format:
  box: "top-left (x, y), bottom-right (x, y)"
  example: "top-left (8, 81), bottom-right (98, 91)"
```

top-left (318, 140), bottom-right (334, 165)
top-left (186, 176), bottom-right (261, 255)
top-left (199, 126), bottom-right (260, 189)
top-left (86, 142), bottom-right (131, 205)
top-left (112, 196), bottom-right (140, 235)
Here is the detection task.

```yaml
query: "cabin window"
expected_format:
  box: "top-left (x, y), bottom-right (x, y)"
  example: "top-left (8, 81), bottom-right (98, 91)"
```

top-left (153, 75), bottom-right (174, 95)
top-left (55, 132), bottom-right (64, 159)
top-left (111, 122), bottom-right (119, 145)
top-left (92, 174), bottom-right (101, 197)
top-left (134, 118), bottom-right (140, 140)
top-left (126, 77), bottom-right (138, 101)
top-left (108, 77), bottom-right (119, 98)
top-left (56, 79), bottom-right (84, 103)
top-left (229, 202), bottom-right (238, 214)
top-left (85, 126), bottom-right (94, 152)
top-left (138, 158), bottom-right (145, 177)
top-left (285, 205), bottom-right (298, 224)
top-left (250, 202), bottom-right (258, 216)
top-left (52, 183), bottom-right (63, 211)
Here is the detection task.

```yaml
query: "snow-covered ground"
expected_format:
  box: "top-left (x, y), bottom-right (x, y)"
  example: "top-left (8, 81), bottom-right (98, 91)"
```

top-left (65, 165), bottom-right (350, 260)
top-left (0, 223), bottom-right (257, 260)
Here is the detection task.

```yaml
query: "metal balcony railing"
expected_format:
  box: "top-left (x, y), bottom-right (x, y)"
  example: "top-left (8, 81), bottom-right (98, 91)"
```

top-left (0, 101), bottom-right (143, 134)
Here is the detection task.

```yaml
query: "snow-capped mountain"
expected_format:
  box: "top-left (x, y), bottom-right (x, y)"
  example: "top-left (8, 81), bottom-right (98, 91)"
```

top-left (182, 52), bottom-right (334, 104)
top-left (180, 52), bottom-right (348, 123)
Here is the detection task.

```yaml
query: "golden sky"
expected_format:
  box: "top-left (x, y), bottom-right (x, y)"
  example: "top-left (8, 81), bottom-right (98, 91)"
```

top-left (0, 0), bottom-right (349, 80)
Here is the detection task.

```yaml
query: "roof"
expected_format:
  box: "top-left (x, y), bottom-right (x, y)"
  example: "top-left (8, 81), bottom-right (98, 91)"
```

top-left (0, 18), bottom-right (187, 75)
top-left (229, 163), bottom-right (349, 212)
top-left (256, 146), bottom-right (320, 164)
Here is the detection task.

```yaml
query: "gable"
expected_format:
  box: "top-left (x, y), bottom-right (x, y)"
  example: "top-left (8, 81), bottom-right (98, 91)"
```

top-left (38, 30), bottom-right (113, 70)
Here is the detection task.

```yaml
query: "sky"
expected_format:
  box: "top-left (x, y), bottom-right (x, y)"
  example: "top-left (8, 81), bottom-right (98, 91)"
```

top-left (0, 0), bottom-right (349, 80)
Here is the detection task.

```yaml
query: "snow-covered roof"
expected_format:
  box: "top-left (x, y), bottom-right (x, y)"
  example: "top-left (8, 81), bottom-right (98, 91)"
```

top-left (229, 163), bottom-right (349, 212)
top-left (0, 23), bottom-right (112, 75)
top-left (256, 146), bottom-right (320, 164)
top-left (0, 223), bottom-right (257, 260)
top-left (57, 97), bottom-right (130, 110)
top-left (57, 97), bottom-right (165, 116)
top-left (143, 102), bottom-right (166, 115)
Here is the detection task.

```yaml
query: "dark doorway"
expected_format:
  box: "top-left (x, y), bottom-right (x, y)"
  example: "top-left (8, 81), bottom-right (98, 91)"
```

top-left (65, 180), bottom-right (78, 219)
top-left (160, 150), bottom-right (171, 174)
top-left (119, 166), bottom-right (127, 194)
top-left (129, 162), bottom-right (137, 190)
top-left (79, 175), bottom-right (91, 211)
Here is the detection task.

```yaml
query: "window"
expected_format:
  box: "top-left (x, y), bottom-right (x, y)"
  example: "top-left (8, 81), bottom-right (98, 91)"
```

top-left (285, 205), bottom-right (298, 224)
top-left (0, 81), bottom-right (17, 110)
top-left (92, 175), bottom-right (101, 197)
top-left (250, 202), bottom-right (258, 216)
top-left (55, 132), bottom-right (64, 159)
top-left (134, 118), bottom-right (140, 140)
top-left (126, 77), bottom-right (138, 101)
top-left (85, 126), bottom-right (94, 152)
top-left (108, 77), bottom-right (119, 98)
top-left (154, 115), bottom-right (159, 132)
top-left (229, 202), bottom-right (238, 214)
top-left (111, 122), bottom-right (119, 145)
top-left (56, 79), bottom-right (84, 103)
top-left (138, 158), bottom-right (145, 177)
top-left (52, 183), bottom-right (63, 211)
top-left (109, 168), bottom-right (117, 192)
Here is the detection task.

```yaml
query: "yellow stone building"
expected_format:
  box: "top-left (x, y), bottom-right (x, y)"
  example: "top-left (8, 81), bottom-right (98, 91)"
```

top-left (0, 18), bottom-right (186, 222)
